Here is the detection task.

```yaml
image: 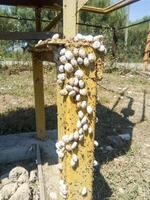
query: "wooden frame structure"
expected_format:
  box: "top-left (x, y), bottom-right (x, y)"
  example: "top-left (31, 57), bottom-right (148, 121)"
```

top-left (143, 24), bottom-right (150, 71)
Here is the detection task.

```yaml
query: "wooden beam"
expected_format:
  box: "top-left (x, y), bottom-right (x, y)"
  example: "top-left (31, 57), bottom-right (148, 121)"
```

top-left (0, 32), bottom-right (57, 40)
top-left (35, 8), bottom-right (41, 32)
top-left (77, 0), bottom-right (88, 11)
top-left (143, 24), bottom-right (150, 71)
top-left (43, 12), bottom-right (62, 32)
top-left (32, 52), bottom-right (46, 140)
top-left (63, 0), bottom-right (77, 37)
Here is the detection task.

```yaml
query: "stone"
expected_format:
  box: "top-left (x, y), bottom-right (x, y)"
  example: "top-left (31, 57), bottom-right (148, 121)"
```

top-left (9, 166), bottom-right (29, 184)
top-left (0, 183), bottom-right (18, 200)
top-left (9, 183), bottom-right (30, 200)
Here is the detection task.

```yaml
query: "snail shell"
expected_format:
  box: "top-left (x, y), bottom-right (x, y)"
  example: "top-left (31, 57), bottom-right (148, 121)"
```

top-left (65, 84), bottom-right (73, 92)
top-left (58, 65), bottom-right (64, 73)
top-left (73, 86), bottom-right (79, 93)
top-left (71, 141), bottom-right (78, 150)
top-left (79, 135), bottom-right (84, 141)
top-left (66, 145), bottom-right (72, 152)
top-left (85, 35), bottom-right (94, 42)
top-left (94, 140), bottom-right (99, 147)
top-left (71, 58), bottom-right (77, 66)
top-left (84, 57), bottom-right (90, 67)
top-left (52, 33), bottom-right (59, 40)
top-left (81, 187), bottom-right (87, 196)
top-left (83, 123), bottom-right (88, 131)
top-left (72, 154), bottom-right (78, 162)
top-left (57, 73), bottom-right (66, 81)
top-left (79, 48), bottom-right (86, 58)
top-left (78, 110), bottom-right (84, 119)
top-left (74, 69), bottom-right (84, 79)
top-left (76, 94), bottom-right (81, 102)
top-left (93, 160), bottom-right (99, 167)
top-left (57, 79), bottom-right (63, 86)
top-left (65, 50), bottom-right (74, 60)
top-left (88, 53), bottom-right (96, 63)
top-left (60, 89), bottom-right (68, 96)
top-left (79, 128), bottom-right (83, 135)
top-left (88, 127), bottom-right (93, 134)
top-left (77, 102), bottom-right (81, 108)
top-left (57, 163), bottom-right (63, 171)
top-left (69, 90), bottom-right (76, 97)
top-left (76, 33), bottom-right (83, 41)
top-left (62, 135), bottom-right (69, 144)
top-left (73, 131), bottom-right (79, 141)
top-left (64, 63), bottom-right (74, 73)
top-left (60, 48), bottom-right (66, 56)
top-left (73, 48), bottom-right (79, 57)
top-left (81, 101), bottom-right (87, 109)
top-left (78, 80), bottom-right (85, 89)
top-left (94, 35), bottom-right (104, 41)
top-left (87, 105), bottom-right (93, 114)
top-left (92, 41), bottom-right (101, 49)
top-left (77, 120), bottom-right (82, 129)
top-left (68, 134), bottom-right (74, 142)
top-left (77, 57), bottom-right (84, 65)
top-left (79, 88), bottom-right (87, 96)
top-left (59, 55), bottom-right (67, 64)
top-left (98, 44), bottom-right (106, 53)
top-left (57, 150), bottom-right (64, 159)
top-left (74, 77), bottom-right (79, 86)
top-left (70, 159), bottom-right (76, 168)
top-left (81, 116), bottom-right (87, 125)
top-left (69, 78), bottom-right (74, 86)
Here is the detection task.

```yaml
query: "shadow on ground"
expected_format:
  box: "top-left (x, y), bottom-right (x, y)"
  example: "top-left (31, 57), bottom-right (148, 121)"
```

top-left (0, 98), bottom-right (137, 199)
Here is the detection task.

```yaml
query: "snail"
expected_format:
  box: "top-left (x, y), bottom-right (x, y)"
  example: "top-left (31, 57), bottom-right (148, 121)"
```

top-left (78, 110), bottom-right (84, 119)
top-left (52, 33), bottom-right (59, 40)
top-left (64, 63), bottom-right (74, 73)
top-left (87, 105), bottom-right (93, 115)
top-left (92, 40), bottom-right (101, 49)
top-left (74, 69), bottom-right (84, 79)
top-left (81, 187), bottom-right (87, 196)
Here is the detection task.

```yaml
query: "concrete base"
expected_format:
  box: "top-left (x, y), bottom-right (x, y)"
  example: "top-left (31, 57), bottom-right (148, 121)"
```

top-left (0, 130), bottom-right (58, 164)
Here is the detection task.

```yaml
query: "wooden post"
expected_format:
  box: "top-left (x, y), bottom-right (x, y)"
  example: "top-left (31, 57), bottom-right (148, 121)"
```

top-left (35, 8), bottom-right (41, 32)
top-left (32, 52), bottom-right (46, 139)
top-left (143, 23), bottom-right (150, 71)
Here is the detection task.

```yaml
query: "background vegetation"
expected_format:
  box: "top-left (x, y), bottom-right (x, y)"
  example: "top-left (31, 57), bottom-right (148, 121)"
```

top-left (0, 0), bottom-right (149, 64)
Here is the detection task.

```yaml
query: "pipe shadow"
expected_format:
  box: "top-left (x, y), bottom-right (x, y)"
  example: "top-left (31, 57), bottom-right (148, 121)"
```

top-left (0, 99), bottom-right (135, 199)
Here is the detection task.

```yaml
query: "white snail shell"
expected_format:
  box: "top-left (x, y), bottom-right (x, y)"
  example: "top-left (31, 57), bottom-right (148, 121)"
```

top-left (78, 80), bottom-right (85, 88)
top-left (75, 94), bottom-right (81, 102)
top-left (60, 48), bottom-right (66, 56)
top-left (81, 101), bottom-right (87, 109)
top-left (87, 106), bottom-right (93, 114)
top-left (73, 131), bottom-right (79, 141)
top-left (52, 33), bottom-right (59, 40)
top-left (69, 90), bottom-right (76, 97)
top-left (77, 102), bottom-right (81, 108)
top-left (59, 141), bottom-right (65, 148)
top-left (74, 69), bottom-right (84, 79)
top-left (79, 48), bottom-right (86, 58)
top-left (57, 150), bottom-right (64, 159)
top-left (74, 77), bottom-right (79, 86)
top-left (66, 144), bottom-right (72, 152)
top-left (70, 159), bottom-right (76, 168)
top-left (50, 192), bottom-right (57, 200)
top-left (71, 58), bottom-right (77, 66)
top-left (71, 141), bottom-right (78, 150)
top-left (72, 154), bottom-right (78, 162)
top-left (73, 48), bottom-right (79, 56)
top-left (94, 35), bottom-right (104, 41)
top-left (68, 134), bottom-right (74, 142)
top-left (77, 57), bottom-right (84, 65)
top-left (62, 135), bottom-right (69, 144)
top-left (57, 79), bottom-right (63, 86)
top-left (88, 127), bottom-right (93, 134)
top-left (75, 33), bottom-right (83, 41)
top-left (77, 120), bottom-right (82, 129)
top-left (79, 128), bottom-right (83, 135)
top-left (81, 116), bottom-right (87, 125)
top-left (65, 50), bottom-right (74, 60)
top-left (59, 55), bottom-right (67, 64)
top-left (65, 84), bottom-right (73, 92)
top-left (92, 41), bottom-right (101, 49)
top-left (88, 53), bottom-right (96, 63)
top-left (78, 110), bottom-right (84, 119)
top-left (64, 63), bottom-right (74, 73)
top-left (81, 187), bottom-right (87, 196)
top-left (94, 140), bottom-right (99, 147)
top-left (60, 89), bottom-right (68, 96)
top-left (93, 160), bottom-right (99, 167)
top-left (73, 86), bottom-right (79, 93)
top-left (58, 65), bottom-right (64, 73)
top-left (79, 88), bottom-right (87, 96)
top-left (85, 35), bottom-right (94, 42)
top-left (57, 73), bottom-right (66, 81)
top-left (98, 44), bottom-right (106, 52)
top-left (69, 78), bottom-right (75, 86)
top-left (79, 135), bottom-right (84, 141)
top-left (83, 123), bottom-right (88, 131)
top-left (84, 57), bottom-right (90, 67)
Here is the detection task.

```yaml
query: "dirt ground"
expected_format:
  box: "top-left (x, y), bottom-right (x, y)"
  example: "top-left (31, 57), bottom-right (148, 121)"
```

top-left (0, 68), bottom-right (150, 199)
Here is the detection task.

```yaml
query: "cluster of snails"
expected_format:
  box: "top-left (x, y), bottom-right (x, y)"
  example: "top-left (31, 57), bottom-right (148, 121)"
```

top-left (53, 33), bottom-right (104, 199)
